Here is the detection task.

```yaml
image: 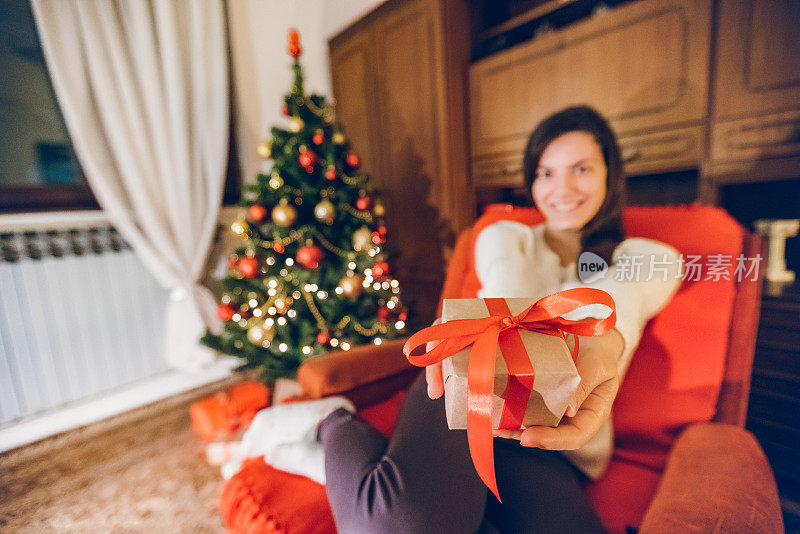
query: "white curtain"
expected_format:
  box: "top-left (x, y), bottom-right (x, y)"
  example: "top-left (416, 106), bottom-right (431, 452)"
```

top-left (31, 0), bottom-right (229, 370)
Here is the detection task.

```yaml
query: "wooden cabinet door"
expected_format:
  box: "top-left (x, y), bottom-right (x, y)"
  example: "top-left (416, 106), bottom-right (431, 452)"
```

top-left (707, 0), bottom-right (800, 178)
top-left (469, 0), bottom-right (712, 186)
top-left (712, 0), bottom-right (800, 122)
top-left (330, 0), bottom-right (471, 325)
top-left (330, 30), bottom-right (383, 182)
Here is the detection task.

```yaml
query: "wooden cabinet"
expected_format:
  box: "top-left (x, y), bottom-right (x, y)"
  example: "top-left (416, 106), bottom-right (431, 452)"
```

top-left (468, 0), bottom-right (712, 187)
top-left (329, 0), bottom-right (472, 326)
top-left (705, 0), bottom-right (800, 185)
top-left (328, 0), bottom-right (800, 321)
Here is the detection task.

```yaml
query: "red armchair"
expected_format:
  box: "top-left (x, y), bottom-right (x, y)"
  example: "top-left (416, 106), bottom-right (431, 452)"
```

top-left (221, 204), bottom-right (784, 533)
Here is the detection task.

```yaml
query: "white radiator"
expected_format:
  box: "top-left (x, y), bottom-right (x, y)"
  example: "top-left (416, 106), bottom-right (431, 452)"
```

top-left (0, 212), bottom-right (171, 426)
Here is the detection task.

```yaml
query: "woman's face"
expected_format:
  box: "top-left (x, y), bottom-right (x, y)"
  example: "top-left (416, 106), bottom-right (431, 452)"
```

top-left (531, 131), bottom-right (607, 231)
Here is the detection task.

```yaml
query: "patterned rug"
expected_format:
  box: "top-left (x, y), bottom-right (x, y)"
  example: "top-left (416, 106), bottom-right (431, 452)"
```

top-left (0, 377), bottom-right (241, 533)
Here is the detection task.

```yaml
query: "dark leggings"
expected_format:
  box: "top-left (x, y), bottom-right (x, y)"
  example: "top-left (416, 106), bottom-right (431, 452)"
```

top-left (317, 371), bottom-right (604, 534)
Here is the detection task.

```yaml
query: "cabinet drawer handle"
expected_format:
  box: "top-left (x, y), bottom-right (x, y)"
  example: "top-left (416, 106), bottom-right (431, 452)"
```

top-left (788, 125), bottom-right (800, 144)
top-left (622, 147), bottom-right (641, 163)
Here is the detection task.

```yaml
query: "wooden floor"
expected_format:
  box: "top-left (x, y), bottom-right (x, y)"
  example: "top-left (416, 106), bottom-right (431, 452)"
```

top-left (0, 377), bottom-right (239, 533)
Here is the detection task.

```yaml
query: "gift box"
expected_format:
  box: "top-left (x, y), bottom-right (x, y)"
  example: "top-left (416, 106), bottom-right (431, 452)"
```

top-left (190, 381), bottom-right (271, 442)
top-left (441, 297), bottom-right (581, 430)
top-left (404, 288), bottom-right (616, 501)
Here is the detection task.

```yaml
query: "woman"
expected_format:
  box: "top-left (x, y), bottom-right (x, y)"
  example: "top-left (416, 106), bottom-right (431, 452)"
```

top-left (315, 106), bottom-right (680, 533)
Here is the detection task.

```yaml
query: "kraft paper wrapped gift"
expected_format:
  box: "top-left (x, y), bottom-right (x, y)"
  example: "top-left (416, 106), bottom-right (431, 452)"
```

top-left (190, 381), bottom-right (271, 442)
top-left (441, 297), bottom-right (581, 430)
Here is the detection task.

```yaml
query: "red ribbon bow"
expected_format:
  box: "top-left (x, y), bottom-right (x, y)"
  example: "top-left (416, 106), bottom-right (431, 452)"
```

top-left (403, 288), bottom-right (616, 501)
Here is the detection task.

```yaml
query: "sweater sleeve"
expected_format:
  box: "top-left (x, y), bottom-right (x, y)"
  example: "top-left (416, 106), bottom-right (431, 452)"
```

top-left (560, 238), bottom-right (682, 377)
top-left (475, 221), bottom-right (534, 298)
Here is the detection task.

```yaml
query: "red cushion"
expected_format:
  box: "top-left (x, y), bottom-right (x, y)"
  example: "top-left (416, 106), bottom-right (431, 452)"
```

top-left (583, 458), bottom-right (662, 534)
top-left (612, 204), bottom-right (743, 471)
top-left (467, 203), bottom-right (744, 532)
top-left (219, 392), bottom-right (408, 533)
top-left (220, 457), bottom-right (336, 534)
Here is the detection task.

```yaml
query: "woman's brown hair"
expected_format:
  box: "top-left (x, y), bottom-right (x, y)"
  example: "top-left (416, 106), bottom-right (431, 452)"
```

top-left (522, 105), bottom-right (627, 266)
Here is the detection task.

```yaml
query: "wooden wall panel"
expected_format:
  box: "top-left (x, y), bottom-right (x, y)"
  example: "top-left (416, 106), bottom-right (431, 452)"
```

top-left (329, 32), bottom-right (382, 180)
top-left (329, 0), bottom-right (471, 325)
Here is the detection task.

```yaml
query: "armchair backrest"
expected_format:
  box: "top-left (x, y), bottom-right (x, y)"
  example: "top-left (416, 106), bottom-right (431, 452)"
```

top-left (438, 204), bottom-right (762, 472)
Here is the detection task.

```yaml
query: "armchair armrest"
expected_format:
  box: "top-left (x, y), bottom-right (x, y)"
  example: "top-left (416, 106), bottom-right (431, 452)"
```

top-left (639, 422), bottom-right (783, 533)
top-left (297, 337), bottom-right (418, 408)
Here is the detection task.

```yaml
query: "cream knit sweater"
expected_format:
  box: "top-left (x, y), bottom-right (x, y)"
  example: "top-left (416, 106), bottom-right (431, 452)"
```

top-left (475, 221), bottom-right (681, 479)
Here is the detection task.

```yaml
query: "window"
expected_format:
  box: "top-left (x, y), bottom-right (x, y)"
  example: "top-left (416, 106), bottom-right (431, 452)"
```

top-left (0, 0), bottom-right (240, 213)
top-left (0, 0), bottom-right (97, 212)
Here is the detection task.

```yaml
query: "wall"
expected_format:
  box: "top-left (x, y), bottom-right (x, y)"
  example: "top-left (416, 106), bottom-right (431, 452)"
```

top-left (226, 0), bottom-right (387, 185)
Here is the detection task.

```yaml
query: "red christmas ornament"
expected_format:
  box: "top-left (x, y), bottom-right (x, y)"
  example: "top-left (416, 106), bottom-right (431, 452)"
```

top-left (312, 133), bottom-right (324, 145)
top-left (372, 262), bottom-right (389, 278)
top-left (377, 306), bottom-right (390, 324)
top-left (346, 153), bottom-right (360, 168)
top-left (372, 231), bottom-right (385, 244)
top-left (356, 196), bottom-right (371, 211)
top-left (288, 28), bottom-right (302, 58)
top-left (217, 304), bottom-right (237, 322)
top-left (299, 149), bottom-right (317, 168)
top-left (317, 330), bottom-right (331, 344)
top-left (239, 257), bottom-right (259, 278)
top-left (378, 225), bottom-right (387, 236)
top-left (325, 167), bottom-right (337, 180)
top-left (273, 242), bottom-right (285, 254)
top-left (296, 243), bottom-right (324, 269)
top-left (282, 104), bottom-right (289, 116)
top-left (249, 205), bottom-right (267, 221)
top-left (398, 309), bottom-right (408, 322)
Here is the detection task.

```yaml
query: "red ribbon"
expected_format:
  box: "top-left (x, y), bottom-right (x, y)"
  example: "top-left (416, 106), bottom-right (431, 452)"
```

top-left (402, 288), bottom-right (616, 501)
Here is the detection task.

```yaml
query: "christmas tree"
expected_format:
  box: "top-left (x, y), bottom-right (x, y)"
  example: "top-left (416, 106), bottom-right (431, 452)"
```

top-left (202, 30), bottom-right (408, 381)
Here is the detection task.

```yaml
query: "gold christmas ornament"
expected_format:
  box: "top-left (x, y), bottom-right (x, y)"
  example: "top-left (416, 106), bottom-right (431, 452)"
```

top-left (339, 273), bottom-right (364, 299)
top-left (373, 201), bottom-right (386, 217)
top-left (246, 320), bottom-right (274, 346)
top-left (269, 173), bottom-right (284, 189)
top-left (352, 226), bottom-right (372, 251)
top-left (332, 131), bottom-right (345, 145)
top-left (257, 140), bottom-right (272, 158)
top-left (231, 216), bottom-right (249, 236)
top-left (272, 199), bottom-right (298, 227)
top-left (288, 116), bottom-right (304, 133)
top-left (314, 199), bottom-right (336, 224)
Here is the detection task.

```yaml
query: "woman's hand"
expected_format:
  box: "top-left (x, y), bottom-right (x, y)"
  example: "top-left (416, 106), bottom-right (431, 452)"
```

top-left (425, 318), bottom-right (445, 399)
top-left (494, 329), bottom-right (624, 450)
